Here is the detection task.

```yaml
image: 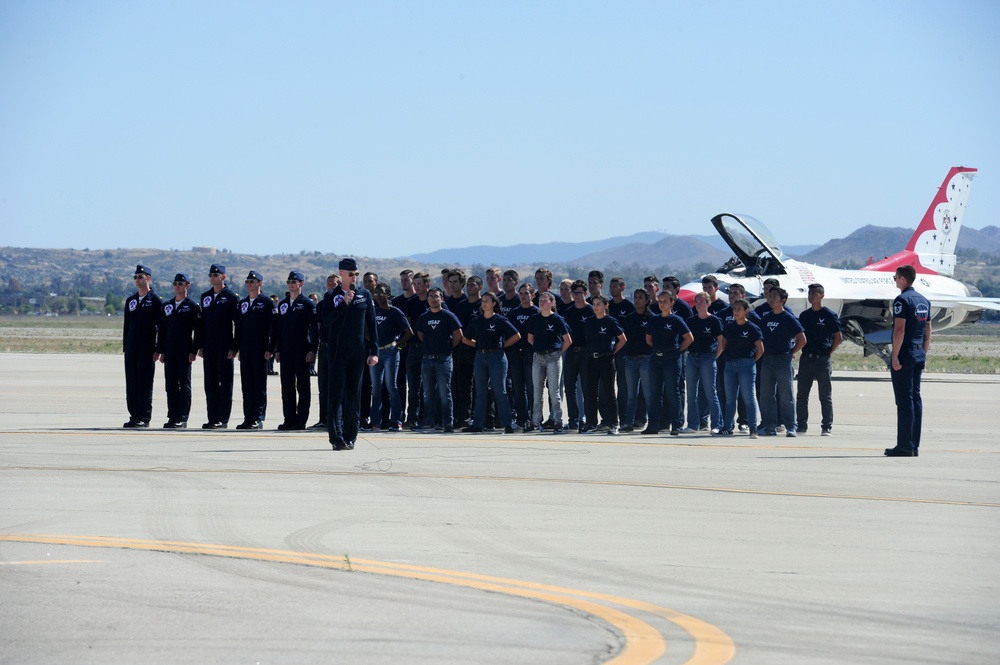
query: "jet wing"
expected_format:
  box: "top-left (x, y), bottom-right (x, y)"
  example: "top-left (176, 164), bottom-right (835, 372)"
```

top-left (927, 296), bottom-right (1000, 312)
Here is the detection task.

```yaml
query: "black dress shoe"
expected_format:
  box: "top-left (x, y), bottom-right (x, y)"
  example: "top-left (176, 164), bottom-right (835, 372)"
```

top-left (235, 421), bottom-right (254, 430)
top-left (462, 425), bottom-right (483, 433)
top-left (277, 422), bottom-right (297, 431)
top-left (640, 428), bottom-right (659, 435)
top-left (344, 440), bottom-right (355, 450)
top-left (884, 447), bottom-right (916, 457)
top-left (124, 420), bottom-right (149, 428)
top-left (202, 422), bottom-right (226, 430)
top-left (331, 437), bottom-right (346, 450)
top-left (308, 421), bottom-right (327, 430)
top-left (163, 421), bottom-right (186, 429)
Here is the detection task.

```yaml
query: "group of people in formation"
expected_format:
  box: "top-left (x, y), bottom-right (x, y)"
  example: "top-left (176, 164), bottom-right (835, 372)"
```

top-left (123, 257), bottom-right (929, 455)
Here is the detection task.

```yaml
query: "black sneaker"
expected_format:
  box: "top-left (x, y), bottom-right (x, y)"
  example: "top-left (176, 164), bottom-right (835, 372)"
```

top-left (462, 425), bottom-right (483, 433)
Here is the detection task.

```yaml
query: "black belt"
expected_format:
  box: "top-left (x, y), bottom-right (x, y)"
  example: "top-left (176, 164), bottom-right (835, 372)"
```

top-left (378, 342), bottom-right (397, 350)
top-left (535, 349), bottom-right (561, 355)
top-left (803, 353), bottom-right (830, 358)
top-left (423, 353), bottom-right (449, 360)
top-left (626, 354), bottom-right (651, 359)
top-left (591, 352), bottom-right (614, 359)
top-left (478, 348), bottom-right (504, 354)
top-left (653, 351), bottom-right (679, 357)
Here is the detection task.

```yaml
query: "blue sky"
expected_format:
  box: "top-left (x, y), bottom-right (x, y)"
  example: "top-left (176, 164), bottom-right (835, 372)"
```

top-left (2, 0), bottom-right (998, 259)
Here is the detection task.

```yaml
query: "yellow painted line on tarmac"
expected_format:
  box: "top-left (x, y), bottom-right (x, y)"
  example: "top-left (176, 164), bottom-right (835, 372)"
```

top-left (1, 533), bottom-right (737, 665)
top-left (5, 465), bottom-right (999, 508)
top-left (0, 559), bottom-right (104, 565)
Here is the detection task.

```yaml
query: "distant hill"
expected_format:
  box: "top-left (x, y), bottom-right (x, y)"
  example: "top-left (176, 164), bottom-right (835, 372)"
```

top-left (403, 231), bottom-right (819, 268)
top-left (800, 224), bottom-right (1000, 266)
top-left (959, 225), bottom-right (1000, 254)
top-left (568, 235), bottom-right (731, 270)
top-left (402, 231), bottom-right (670, 264)
top-left (801, 226), bottom-right (914, 266)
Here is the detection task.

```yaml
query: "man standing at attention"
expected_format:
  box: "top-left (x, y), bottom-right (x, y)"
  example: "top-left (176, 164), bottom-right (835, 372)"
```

top-left (273, 271), bottom-right (318, 430)
top-left (796, 283), bottom-right (842, 436)
top-left (195, 263), bottom-right (239, 429)
top-left (123, 264), bottom-right (161, 428)
top-left (323, 258), bottom-right (378, 450)
top-left (157, 272), bottom-right (199, 429)
top-left (886, 265), bottom-right (931, 457)
top-left (235, 270), bottom-right (275, 430)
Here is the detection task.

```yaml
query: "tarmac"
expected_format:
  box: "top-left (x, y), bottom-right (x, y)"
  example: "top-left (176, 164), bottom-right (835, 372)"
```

top-left (1, 352), bottom-right (998, 665)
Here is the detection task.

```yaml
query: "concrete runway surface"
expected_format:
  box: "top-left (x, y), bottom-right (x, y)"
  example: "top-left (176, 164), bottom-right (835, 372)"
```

top-left (1, 353), bottom-right (998, 665)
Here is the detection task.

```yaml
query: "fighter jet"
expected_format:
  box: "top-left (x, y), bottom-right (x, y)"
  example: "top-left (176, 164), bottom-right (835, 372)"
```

top-left (679, 166), bottom-right (1000, 361)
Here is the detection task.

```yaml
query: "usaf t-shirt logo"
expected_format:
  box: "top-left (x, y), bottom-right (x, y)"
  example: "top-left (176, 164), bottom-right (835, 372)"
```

top-left (164, 303), bottom-right (174, 317)
top-left (203, 295), bottom-right (212, 308)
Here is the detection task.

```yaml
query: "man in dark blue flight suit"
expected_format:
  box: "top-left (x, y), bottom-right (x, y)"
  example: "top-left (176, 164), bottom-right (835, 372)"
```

top-left (886, 265), bottom-right (932, 457)
top-left (194, 263), bottom-right (239, 429)
top-left (235, 270), bottom-right (275, 430)
top-left (123, 264), bottom-right (162, 428)
top-left (272, 271), bottom-right (319, 430)
top-left (156, 273), bottom-right (200, 428)
top-left (323, 258), bottom-right (379, 450)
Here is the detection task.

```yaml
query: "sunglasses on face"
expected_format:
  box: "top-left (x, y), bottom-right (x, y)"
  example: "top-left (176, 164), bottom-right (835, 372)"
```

top-left (133, 275), bottom-right (146, 280)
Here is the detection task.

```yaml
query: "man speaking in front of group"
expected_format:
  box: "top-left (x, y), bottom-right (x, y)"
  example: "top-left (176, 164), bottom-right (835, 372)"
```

top-left (322, 258), bottom-right (379, 450)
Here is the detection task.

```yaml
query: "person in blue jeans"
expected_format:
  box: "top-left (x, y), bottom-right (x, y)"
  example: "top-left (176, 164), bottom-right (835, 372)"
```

top-left (715, 299), bottom-right (764, 438)
top-left (685, 291), bottom-right (724, 434)
top-left (620, 289), bottom-right (653, 432)
top-left (461, 291), bottom-right (521, 434)
top-left (371, 284), bottom-right (412, 431)
top-left (415, 288), bottom-right (462, 433)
